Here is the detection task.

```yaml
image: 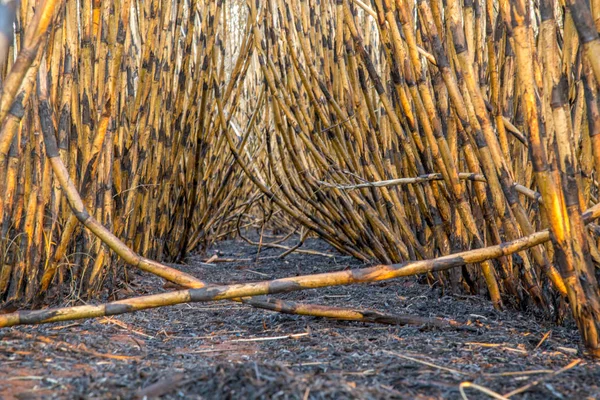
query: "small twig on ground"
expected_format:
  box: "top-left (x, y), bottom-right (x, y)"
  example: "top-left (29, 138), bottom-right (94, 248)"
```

top-left (48, 322), bottom-right (82, 330)
top-left (244, 269), bottom-right (273, 278)
top-left (503, 359), bottom-right (582, 398)
top-left (303, 387), bottom-right (311, 400)
top-left (11, 331), bottom-right (139, 361)
top-left (205, 254), bottom-right (219, 264)
top-left (556, 346), bottom-right (578, 355)
top-left (7, 376), bottom-right (46, 381)
top-left (485, 369), bottom-right (554, 377)
top-left (383, 350), bottom-right (471, 376)
top-left (459, 382), bottom-right (508, 400)
top-left (534, 330), bottom-right (552, 350)
top-left (201, 257), bottom-right (252, 263)
top-left (229, 332), bottom-right (309, 342)
top-left (465, 342), bottom-right (528, 354)
top-left (99, 317), bottom-right (155, 338)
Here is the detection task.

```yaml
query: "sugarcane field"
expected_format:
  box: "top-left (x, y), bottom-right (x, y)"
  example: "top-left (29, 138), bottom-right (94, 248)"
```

top-left (2, 0), bottom-right (600, 398)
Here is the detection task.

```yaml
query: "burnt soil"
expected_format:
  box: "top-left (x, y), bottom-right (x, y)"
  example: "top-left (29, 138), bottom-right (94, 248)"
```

top-left (1, 234), bottom-right (599, 399)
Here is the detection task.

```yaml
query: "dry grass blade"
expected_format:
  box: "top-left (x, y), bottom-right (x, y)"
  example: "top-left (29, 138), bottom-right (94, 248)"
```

top-left (383, 350), bottom-right (471, 376)
top-left (459, 382), bottom-right (508, 400)
top-left (502, 359), bottom-right (583, 398)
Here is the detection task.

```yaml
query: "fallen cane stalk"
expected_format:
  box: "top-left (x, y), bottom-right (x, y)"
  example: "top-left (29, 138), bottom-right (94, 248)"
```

top-left (241, 296), bottom-right (476, 331)
top-left (2, 201), bottom-right (600, 334)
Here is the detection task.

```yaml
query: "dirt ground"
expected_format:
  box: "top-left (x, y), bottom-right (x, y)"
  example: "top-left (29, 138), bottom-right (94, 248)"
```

top-left (0, 234), bottom-right (599, 399)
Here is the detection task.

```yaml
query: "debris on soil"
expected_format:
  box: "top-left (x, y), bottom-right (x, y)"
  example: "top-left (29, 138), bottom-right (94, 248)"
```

top-left (1, 235), bottom-right (598, 399)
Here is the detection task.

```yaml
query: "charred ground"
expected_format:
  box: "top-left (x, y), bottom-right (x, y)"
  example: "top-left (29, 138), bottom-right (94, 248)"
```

top-left (1, 234), bottom-right (598, 399)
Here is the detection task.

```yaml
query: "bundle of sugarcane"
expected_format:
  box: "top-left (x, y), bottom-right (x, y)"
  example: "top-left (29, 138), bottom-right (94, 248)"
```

top-left (2, 0), bottom-right (600, 359)
top-left (223, 0), bottom-right (600, 353)
top-left (0, 0), bottom-right (257, 307)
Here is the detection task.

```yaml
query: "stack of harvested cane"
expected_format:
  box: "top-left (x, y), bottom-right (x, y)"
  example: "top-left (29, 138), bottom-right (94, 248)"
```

top-left (1, 0), bottom-right (600, 358)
